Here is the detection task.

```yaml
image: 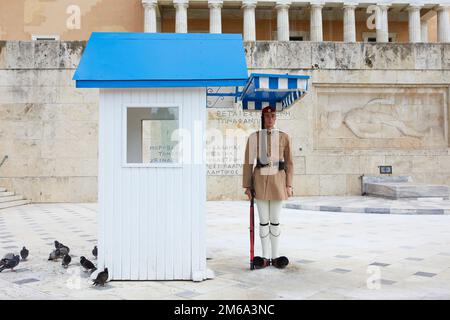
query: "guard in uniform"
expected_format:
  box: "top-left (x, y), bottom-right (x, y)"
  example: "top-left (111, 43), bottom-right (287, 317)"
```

top-left (242, 105), bottom-right (294, 269)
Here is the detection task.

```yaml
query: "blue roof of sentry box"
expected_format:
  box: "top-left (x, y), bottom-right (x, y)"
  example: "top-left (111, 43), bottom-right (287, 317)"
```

top-left (73, 32), bottom-right (249, 88)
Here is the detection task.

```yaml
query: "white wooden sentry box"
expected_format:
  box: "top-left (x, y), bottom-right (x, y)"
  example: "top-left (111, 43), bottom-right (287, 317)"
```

top-left (73, 32), bottom-right (248, 281)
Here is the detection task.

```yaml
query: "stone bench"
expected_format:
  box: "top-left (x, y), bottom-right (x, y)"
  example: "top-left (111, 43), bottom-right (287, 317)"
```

top-left (362, 175), bottom-right (450, 200)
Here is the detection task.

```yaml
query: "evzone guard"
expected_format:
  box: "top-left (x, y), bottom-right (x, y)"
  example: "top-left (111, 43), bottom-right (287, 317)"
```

top-left (243, 105), bottom-right (294, 269)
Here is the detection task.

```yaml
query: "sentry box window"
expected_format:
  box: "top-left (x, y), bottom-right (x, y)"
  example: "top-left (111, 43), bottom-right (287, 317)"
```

top-left (123, 104), bottom-right (181, 167)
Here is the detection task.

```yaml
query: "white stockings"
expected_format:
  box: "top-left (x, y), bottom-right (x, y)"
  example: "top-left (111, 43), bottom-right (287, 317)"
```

top-left (255, 199), bottom-right (282, 260)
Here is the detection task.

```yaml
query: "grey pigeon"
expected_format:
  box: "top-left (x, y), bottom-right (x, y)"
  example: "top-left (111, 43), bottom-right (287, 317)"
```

top-left (2, 253), bottom-right (14, 260)
top-left (20, 246), bottom-right (29, 261)
top-left (92, 246), bottom-right (98, 259)
top-left (54, 240), bottom-right (62, 249)
top-left (48, 249), bottom-right (60, 261)
top-left (80, 256), bottom-right (96, 272)
top-left (93, 268), bottom-right (108, 287)
top-left (58, 247), bottom-right (69, 257)
top-left (1, 253), bottom-right (14, 268)
top-left (54, 240), bottom-right (70, 254)
top-left (62, 254), bottom-right (71, 268)
top-left (0, 255), bottom-right (20, 272)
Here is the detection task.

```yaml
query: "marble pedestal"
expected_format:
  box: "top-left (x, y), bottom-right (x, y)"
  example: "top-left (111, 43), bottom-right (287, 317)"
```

top-left (362, 175), bottom-right (450, 200)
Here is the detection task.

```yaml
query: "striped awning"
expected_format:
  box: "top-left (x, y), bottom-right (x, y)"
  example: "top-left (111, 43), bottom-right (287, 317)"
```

top-left (239, 73), bottom-right (310, 111)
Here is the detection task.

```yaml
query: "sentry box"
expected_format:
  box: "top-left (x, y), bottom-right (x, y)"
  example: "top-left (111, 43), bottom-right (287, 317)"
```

top-left (73, 32), bottom-right (309, 281)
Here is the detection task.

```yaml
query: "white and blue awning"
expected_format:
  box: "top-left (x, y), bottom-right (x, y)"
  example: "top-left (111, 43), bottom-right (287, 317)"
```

top-left (239, 73), bottom-right (310, 111)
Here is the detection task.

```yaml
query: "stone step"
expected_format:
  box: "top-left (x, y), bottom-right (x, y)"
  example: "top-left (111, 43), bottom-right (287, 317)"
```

top-left (0, 187), bottom-right (6, 192)
top-left (0, 195), bottom-right (24, 203)
top-left (0, 191), bottom-right (14, 197)
top-left (365, 182), bottom-right (450, 200)
top-left (0, 199), bottom-right (31, 210)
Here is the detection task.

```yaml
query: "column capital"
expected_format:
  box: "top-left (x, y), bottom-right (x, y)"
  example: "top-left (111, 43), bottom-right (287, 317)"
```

top-left (208, 0), bottom-right (223, 8)
top-left (242, 0), bottom-right (257, 9)
top-left (376, 3), bottom-right (391, 10)
top-left (436, 4), bottom-right (450, 11)
top-left (310, 2), bottom-right (325, 9)
top-left (406, 3), bottom-right (423, 11)
top-left (343, 2), bottom-right (358, 9)
top-left (142, 0), bottom-right (158, 8)
top-left (275, 1), bottom-right (291, 10)
top-left (174, 0), bottom-right (189, 8)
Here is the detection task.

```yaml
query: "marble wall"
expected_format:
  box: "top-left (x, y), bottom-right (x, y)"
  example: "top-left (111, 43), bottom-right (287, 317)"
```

top-left (0, 40), bottom-right (98, 202)
top-left (0, 40), bottom-right (449, 201)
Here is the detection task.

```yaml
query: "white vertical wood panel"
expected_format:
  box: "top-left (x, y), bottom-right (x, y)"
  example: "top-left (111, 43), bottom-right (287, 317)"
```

top-left (122, 90), bottom-right (131, 280)
top-left (198, 89), bottom-right (207, 277)
top-left (98, 91), bottom-right (106, 272)
top-left (193, 89), bottom-right (200, 276)
top-left (138, 89), bottom-right (148, 280)
top-left (155, 90), bottom-right (164, 280)
top-left (105, 90), bottom-right (114, 275)
top-left (166, 89), bottom-right (174, 280)
top-left (112, 88), bottom-right (122, 280)
top-left (130, 90), bottom-right (140, 280)
top-left (148, 89), bottom-right (157, 279)
top-left (162, 88), bottom-right (170, 279)
top-left (182, 87), bottom-right (192, 280)
top-left (173, 91), bottom-right (183, 279)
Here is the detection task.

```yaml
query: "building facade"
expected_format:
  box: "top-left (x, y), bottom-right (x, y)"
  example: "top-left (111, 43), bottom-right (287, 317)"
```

top-left (0, 1), bottom-right (449, 202)
top-left (0, 1), bottom-right (449, 42)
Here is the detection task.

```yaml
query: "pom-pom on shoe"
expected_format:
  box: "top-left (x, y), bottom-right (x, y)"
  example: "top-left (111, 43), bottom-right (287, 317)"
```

top-left (271, 256), bottom-right (289, 269)
top-left (253, 256), bottom-right (271, 269)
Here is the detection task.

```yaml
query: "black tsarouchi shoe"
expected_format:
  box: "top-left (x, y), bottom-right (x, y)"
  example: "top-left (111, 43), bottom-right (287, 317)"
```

top-left (271, 256), bottom-right (289, 269)
top-left (253, 256), bottom-right (271, 269)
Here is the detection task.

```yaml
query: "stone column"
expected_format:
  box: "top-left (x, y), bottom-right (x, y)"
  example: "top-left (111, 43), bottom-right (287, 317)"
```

top-left (376, 3), bottom-right (389, 42)
top-left (242, 0), bottom-right (257, 41)
top-left (343, 3), bottom-right (357, 42)
top-left (208, 0), bottom-right (223, 34)
top-left (276, 1), bottom-right (291, 41)
top-left (421, 19), bottom-right (428, 42)
top-left (437, 4), bottom-right (450, 43)
top-left (407, 4), bottom-right (422, 43)
top-left (310, 2), bottom-right (324, 42)
top-left (174, 0), bottom-right (189, 33)
top-left (142, 0), bottom-right (158, 32)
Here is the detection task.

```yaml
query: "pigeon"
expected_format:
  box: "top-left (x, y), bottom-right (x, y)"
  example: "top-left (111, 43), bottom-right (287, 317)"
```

top-left (2, 253), bottom-right (14, 261)
top-left (0, 255), bottom-right (11, 268)
top-left (20, 247), bottom-right (29, 261)
top-left (92, 246), bottom-right (98, 259)
top-left (54, 241), bottom-right (70, 254)
top-left (0, 255), bottom-right (20, 272)
top-left (58, 247), bottom-right (69, 257)
top-left (92, 268), bottom-right (108, 287)
top-left (80, 256), bottom-right (96, 272)
top-left (0, 254), bottom-right (15, 270)
top-left (48, 249), bottom-right (60, 261)
top-left (62, 254), bottom-right (71, 268)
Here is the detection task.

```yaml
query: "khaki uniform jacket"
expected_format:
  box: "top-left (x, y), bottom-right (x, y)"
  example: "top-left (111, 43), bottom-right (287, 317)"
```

top-left (242, 129), bottom-right (294, 200)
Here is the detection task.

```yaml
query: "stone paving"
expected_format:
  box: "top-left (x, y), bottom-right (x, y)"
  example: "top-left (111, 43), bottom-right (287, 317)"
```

top-left (1, 200), bottom-right (450, 299)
